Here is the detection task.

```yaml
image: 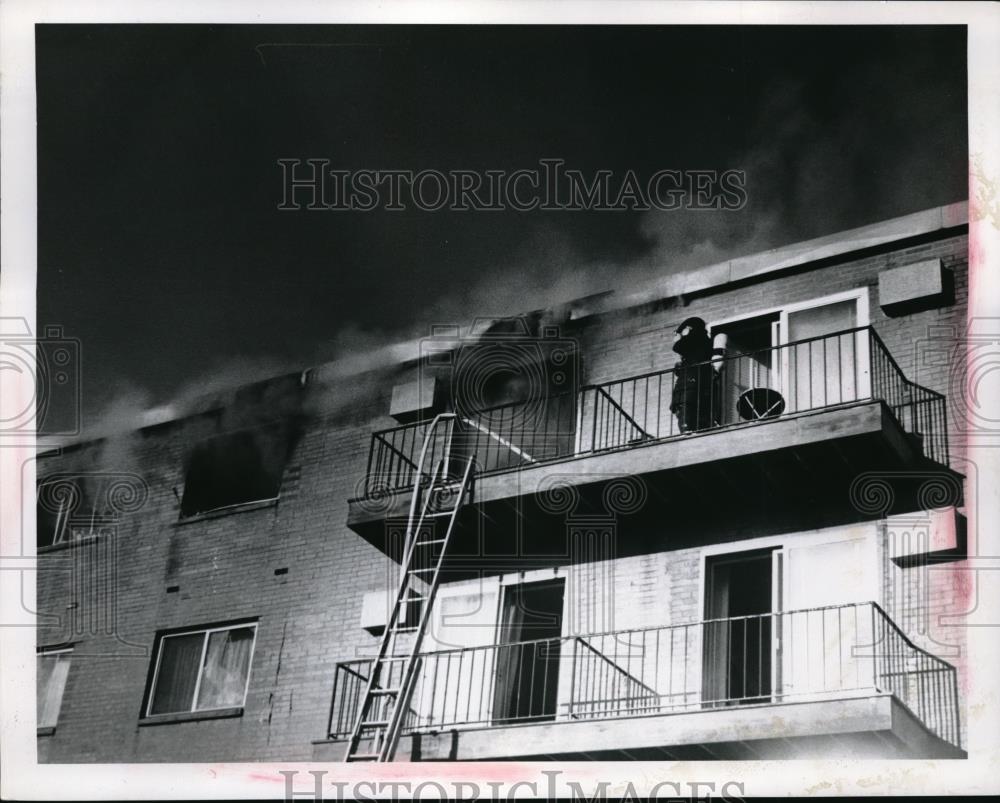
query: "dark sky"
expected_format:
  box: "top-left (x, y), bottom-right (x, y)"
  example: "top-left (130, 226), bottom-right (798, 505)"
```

top-left (35, 25), bottom-right (968, 435)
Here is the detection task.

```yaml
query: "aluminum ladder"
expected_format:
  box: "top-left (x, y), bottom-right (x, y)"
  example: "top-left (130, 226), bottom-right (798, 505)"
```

top-left (344, 413), bottom-right (475, 762)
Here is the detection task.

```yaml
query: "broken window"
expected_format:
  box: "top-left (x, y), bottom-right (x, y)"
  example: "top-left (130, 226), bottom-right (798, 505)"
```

top-left (37, 647), bottom-right (72, 730)
top-left (36, 475), bottom-right (111, 549)
top-left (146, 623), bottom-right (257, 716)
top-left (37, 480), bottom-right (74, 549)
top-left (445, 317), bottom-right (580, 469)
top-left (180, 424), bottom-right (291, 517)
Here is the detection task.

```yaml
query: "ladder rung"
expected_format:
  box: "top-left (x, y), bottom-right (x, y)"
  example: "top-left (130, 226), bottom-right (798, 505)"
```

top-left (425, 510), bottom-right (458, 518)
top-left (431, 481), bottom-right (460, 491)
top-left (378, 655), bottom-right (408, 663)
top-left (408, 567), bottom-right (434, 575)
top-left (347, 753), bottom-right (381, 761)
top-left (393, 625), bottom-right (418, 633)
top-left (358, 720), bottom-right (390, 728)
top-left (370, 687), bottom-right (400, 695)
top-left (415, 538), bottom-right (446, 547)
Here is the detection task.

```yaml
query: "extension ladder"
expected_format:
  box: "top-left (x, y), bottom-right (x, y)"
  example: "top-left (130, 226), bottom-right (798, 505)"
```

top-left (344, 413), bottom-right (475, 761)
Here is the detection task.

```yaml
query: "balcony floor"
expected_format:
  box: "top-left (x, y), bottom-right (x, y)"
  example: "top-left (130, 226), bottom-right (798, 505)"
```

top-left (347, 400), bottom-right (962, 571)
top-left (312, 694), bottom-right (965, 761)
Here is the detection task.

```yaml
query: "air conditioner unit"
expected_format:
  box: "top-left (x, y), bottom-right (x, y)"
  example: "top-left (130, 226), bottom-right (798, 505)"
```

top-left (359, 588), bottom-right (423, 635)
top-left (886, 507), bottom-right (966, 562)
top-left (389, 377), bottom-right (441, 424)
top-left (878, 258), bottom-right (950, 316)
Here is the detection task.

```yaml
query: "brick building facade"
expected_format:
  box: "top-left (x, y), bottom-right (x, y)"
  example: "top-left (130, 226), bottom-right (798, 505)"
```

top-left (35, 202), bottom-right (970, 762)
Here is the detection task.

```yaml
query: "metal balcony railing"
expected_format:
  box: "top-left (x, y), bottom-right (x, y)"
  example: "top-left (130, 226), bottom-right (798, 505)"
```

top-left (328, 602), bottom-right (960, 750)
top-left (358, 327), bottom-right (949, 497)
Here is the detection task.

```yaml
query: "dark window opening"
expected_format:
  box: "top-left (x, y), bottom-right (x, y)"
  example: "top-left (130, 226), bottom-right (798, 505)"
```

top-left (180, 424), bottom-right (291, 518)
top-left (36, 475), bottom-right (109, 549)
top-left (711, 314), bottom-right (779, 426)
top-left (447, 316), bottom-right (578, 414)
top-left (442, 316), bottom-right (579, 472)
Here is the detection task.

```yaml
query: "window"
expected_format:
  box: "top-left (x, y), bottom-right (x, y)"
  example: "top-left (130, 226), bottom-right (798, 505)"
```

top-left (180, 424), bottom-right (291, 517)
top-left (37, 647), bottom-right (72, 731)
top-left (146, 623), bottom-right (257, 717)
top-left (37, 481), bottom-right (73, 548)
top-left (36, 476), bottom-right (109, 549)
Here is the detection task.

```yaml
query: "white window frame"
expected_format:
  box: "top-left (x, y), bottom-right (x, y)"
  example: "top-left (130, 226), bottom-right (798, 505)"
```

top-left (145, 622), bottom-right (258, 717)
top-left (36, 480), bottom-right (73, 547)
top-left (37, 477), bottom-right (111, 547)
top-left (37, 646), bottom-right (73, 729)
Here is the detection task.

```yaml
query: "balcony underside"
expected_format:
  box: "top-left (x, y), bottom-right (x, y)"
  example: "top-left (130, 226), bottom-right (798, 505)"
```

top-left (313, 694), bottom-right (964, 761)
top-left (347, 401), bottom-right (962, 572)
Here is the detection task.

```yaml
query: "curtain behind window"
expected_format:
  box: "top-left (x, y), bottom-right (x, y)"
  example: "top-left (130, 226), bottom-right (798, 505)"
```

top-left (492, 587), bottom-right (529, 723)
top-left (149, 633), bottom-right (204, 715)
top-left (37, 652), bottom-right (71, 728)
top-left (196, 627), bottom-right (255, 710)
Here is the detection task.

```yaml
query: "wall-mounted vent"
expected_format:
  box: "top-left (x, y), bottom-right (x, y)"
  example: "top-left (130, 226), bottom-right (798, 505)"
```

top-left (878, 258), bottom-right (950, 316)
top-left (887, 507), bottom-right (967, 564)
top-left (389, 378), bottom-right (441, 424)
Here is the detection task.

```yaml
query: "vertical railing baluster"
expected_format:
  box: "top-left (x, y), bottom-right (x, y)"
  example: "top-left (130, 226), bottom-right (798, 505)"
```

top-left (569, 638), bottom-right (578, 719)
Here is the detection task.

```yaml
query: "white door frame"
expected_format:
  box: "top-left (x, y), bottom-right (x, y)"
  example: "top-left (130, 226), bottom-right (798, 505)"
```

top-left (771, 548), bottom-right (785, 700)
top-left (777, 287), bottom-right (871, 328)
top-left (708, 288), bottom-right (871, 338)
top-left (698, 521), bottom-right (880, 703)
top-left (698, 542), bottom-right (782, 705)
top-left (708, 288), bottom-right (871, 407)
top-left (776, 288), bottom-right (871, 407)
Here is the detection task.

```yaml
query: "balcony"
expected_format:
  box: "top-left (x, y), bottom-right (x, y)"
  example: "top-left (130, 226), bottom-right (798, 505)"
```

top-left (347, 327), bottom-right (958, 563)
top-left (315, 602), bottom-right (963, 760)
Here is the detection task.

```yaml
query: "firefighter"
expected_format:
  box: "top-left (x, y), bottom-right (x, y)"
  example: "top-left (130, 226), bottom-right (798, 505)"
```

top-left (670, 316), bottom-right (724, 433)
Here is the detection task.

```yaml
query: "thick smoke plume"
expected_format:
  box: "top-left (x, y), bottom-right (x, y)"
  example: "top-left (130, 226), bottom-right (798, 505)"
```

top-left (73, 70), bottom-right (964, 447)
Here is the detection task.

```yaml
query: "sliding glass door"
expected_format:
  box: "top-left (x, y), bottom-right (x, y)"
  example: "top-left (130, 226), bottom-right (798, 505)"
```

top-left (777, 292), bottom-right (870, 414)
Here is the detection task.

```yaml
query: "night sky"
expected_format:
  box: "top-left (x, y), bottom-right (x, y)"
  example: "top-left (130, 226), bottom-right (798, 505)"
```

top-left (35, 25), bottom-right (968, 435)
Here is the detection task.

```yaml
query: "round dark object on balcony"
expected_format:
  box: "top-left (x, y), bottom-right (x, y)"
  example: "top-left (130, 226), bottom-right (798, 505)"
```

top-left (737, 388), bottom-right (786, 421)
